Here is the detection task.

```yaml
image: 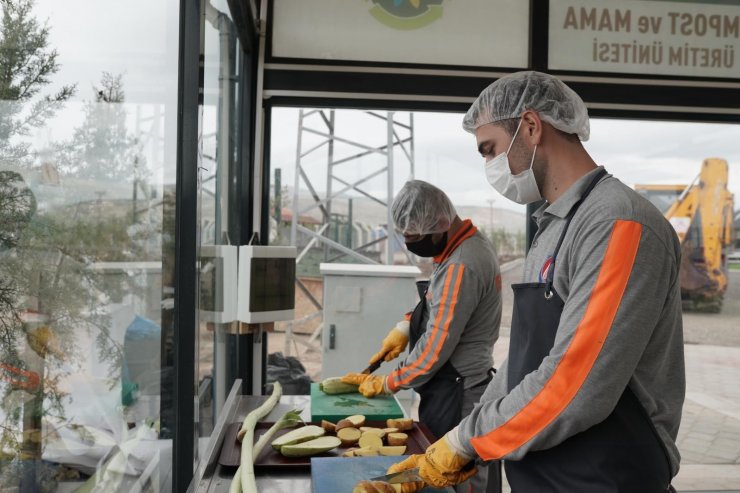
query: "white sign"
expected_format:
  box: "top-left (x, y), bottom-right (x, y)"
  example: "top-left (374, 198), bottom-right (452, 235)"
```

top-left (669, 216), bottom-right (692, 235)
top-left (549, 0), bottom-right (739, 78)
top-left (272, 0), bottom-right (529, 68)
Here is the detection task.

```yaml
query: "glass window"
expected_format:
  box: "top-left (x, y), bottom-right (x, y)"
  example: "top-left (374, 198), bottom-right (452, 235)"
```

top-left (267, 108), bottom-right (525, 392)
top-left (0, 0), bottom-right (180, 490)
top-left (268, 108), bottom-right (740, 491)
top-left (197, 0), bottom-right (244, 445)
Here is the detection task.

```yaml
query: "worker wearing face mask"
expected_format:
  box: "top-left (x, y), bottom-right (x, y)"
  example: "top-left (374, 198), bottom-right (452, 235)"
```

top-left (385, 71), bottom-right (685, 492)
top-left (342, 179), bottom-right (502, 493)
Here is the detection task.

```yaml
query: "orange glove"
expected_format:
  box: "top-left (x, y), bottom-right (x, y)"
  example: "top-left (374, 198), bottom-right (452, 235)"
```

top-left (387, 434), bottom-right (476, 489)
top-left (369, 323), bottom-right (409, 365)
top-left (385, 458), bottom-right (425, 493)
top-left (341, 373), bottom-right (389, 398)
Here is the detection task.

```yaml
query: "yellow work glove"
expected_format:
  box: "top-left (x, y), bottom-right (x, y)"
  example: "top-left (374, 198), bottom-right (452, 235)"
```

top-left (369, 322), bottom-right (410, 365)
top-left (387, 434), bottom-right (476, 489)
top-left (341, 373), bottom-right (389, 398)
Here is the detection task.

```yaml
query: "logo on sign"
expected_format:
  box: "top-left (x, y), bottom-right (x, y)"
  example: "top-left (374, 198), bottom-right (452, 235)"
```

top-left (368, 0), bottom-right (444, 30)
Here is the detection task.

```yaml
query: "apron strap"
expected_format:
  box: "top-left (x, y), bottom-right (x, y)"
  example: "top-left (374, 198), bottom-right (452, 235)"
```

top-left (545, 168), bottom-right (608, 297)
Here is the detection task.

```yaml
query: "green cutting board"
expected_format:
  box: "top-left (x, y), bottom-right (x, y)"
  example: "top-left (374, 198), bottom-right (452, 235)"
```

top-left (310, 383), bottom-right (405, 422)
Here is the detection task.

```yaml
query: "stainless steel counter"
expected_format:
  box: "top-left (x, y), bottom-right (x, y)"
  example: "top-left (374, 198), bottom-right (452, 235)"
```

top-left (187, 382), bottom-right (338, 492)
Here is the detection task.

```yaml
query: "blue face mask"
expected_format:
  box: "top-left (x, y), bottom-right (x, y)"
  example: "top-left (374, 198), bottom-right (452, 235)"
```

top-left (405, 232), bottom-right (448, 257)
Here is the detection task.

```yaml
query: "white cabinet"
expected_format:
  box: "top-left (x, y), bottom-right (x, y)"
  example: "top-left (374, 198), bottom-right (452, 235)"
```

top-left (319, 264), bottom-right (421, 381)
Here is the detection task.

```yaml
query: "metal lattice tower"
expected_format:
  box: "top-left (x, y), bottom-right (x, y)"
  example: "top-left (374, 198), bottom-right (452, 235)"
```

top-left (289, 109), bottom-right (416, 265)
top-left (283, 109), bottom-right (416, 356)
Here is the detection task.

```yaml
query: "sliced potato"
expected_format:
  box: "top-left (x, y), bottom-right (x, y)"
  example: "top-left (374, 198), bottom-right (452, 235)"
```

top-left (353, 446), bottom-right (380, 457)
top-left (382, 427), bottom-right (399, 434)
top-left (358, 432), bottom-right (384, 450)
top-left (386, 432), bottom-right (408, 446)
top-left (335, 418), bottom-right (355, 431)
top-left (342, 447), bottom-right (358, 457)
top-left (359, 427), bottom-right (386, 439)
top-left (346, 414), bottom-right (366, 427)
top-left (379, 445), bottom-right (407, 456)
top-left (336, 414), bottom-right (366, 430)
top-left (337, 427), bottom-right (362, 446)
top-left (321, 420), bottom-right (336, 433)
top-left (386, 418), bottom-right (413, 431)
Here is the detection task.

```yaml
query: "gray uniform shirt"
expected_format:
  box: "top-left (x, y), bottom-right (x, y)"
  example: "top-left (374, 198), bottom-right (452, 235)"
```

top-left (388, 227), bottom-right (502, 392)
top-left (453, 167), bottom-right (685, 476)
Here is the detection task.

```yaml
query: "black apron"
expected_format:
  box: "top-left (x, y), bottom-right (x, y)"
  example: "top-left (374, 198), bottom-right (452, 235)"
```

top-left (505, 169), bottom-right (674, 492)
top-left (409, 280), bottom-right (466, 440)
top-left (413, 282), bottom-right (502, 493)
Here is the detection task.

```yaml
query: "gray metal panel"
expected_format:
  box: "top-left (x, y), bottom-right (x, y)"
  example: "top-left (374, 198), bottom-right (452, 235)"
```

top-left (322, 268), bottom-right (420, 379)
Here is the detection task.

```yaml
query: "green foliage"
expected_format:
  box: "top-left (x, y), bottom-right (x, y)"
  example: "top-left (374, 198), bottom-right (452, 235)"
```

top-left (0, 0), bottom-right (75, 169)
top-left (54, 71), bottom-right (147, 182)
top-left (0, 169), bottom-right (35, 249)
top-left (0, 2), bottom-right (145, 484)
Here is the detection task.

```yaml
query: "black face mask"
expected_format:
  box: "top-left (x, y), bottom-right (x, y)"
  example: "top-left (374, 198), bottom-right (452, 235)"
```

top-left (405, 232), bottom-right (448, 258)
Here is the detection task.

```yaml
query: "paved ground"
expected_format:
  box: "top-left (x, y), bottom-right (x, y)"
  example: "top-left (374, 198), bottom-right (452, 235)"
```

top-left (269, 263), bottom-right (740, 491)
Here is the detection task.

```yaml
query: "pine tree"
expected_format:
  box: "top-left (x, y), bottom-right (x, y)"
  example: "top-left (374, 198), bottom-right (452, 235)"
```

top-left (0, 0), bottom-right (75, 170)
top-left (55, 72), bottom-right (146, 183)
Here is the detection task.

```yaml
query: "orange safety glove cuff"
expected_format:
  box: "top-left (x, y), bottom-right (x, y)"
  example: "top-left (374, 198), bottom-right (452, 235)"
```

top-left (418, 436), bottom-right (477, 488)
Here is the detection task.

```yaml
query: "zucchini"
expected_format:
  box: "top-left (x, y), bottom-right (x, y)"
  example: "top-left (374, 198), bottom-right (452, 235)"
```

top-left (279, 436), bottom-right (342, 457)
top-left (271, 425), bottom-right (325, 451)
top-left (319, 377), bottom-right (359, 395)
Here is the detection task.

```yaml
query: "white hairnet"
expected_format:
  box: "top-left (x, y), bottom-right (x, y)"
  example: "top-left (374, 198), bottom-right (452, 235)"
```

top-left (462, 71), bottom-right (590, 141)
top-left (391, 180), bottom-right (456, 236)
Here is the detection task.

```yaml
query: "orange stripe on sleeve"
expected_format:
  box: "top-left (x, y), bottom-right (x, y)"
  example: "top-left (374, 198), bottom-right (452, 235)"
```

top-left (389, 265), bottom-right (457, 389)
top-left (470, 220), bottom-right (643, 460)
top-left (396, 264), bottom-right (466, 387)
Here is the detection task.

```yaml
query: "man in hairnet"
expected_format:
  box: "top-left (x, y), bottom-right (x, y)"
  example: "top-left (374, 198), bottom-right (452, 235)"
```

top-left (342, 179), bottom-right (502, 493)
top-left (386, 71), bottom-right (685, 492)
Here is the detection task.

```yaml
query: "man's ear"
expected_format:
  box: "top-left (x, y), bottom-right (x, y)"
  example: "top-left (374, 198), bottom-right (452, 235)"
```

top-left (521, 110), bottom-right (542, 145)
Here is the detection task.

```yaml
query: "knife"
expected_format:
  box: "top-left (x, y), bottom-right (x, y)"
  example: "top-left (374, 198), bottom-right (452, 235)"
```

top-left (370, 467), bottom-right (423, 484)
top-left (360, 350), bottom-right (389, 375)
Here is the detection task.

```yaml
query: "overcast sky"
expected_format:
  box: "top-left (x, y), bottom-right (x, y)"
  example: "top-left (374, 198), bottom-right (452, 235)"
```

top-left (270, 108), bottom-right (740, 216)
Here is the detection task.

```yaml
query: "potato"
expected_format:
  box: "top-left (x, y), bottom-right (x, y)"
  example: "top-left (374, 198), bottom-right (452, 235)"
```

top-left (335, 419), bottom-right (355, 431)
top-left (346, 414), bottom-right (366, 427)
top-left (382, 427), bottom-right (399, 434)
top-left (386, 418), bottom-right (413, 431)
top-left (379, 445), bottom-right (407, 456)
top-left (359, 427), bottom-right (386, 439)
top-left (358, 432), bottom-right (384, 450)
top-left (342, 447), bottom-right (358, 457)
top-left (336, 414), bottom-right (366, 430)
top-left (353, 446), bottom-right (380, 457)
top-left (386, 432), bottom-right (408, 446)
top-left (337, 427), bottom-right (362, 446)
top-left (321, 420), bottom-right (336, 433)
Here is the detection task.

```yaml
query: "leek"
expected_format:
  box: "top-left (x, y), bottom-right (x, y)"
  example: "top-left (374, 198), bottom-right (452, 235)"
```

top-left (229, 407), bottom-right (302, 493)
top-left (252, 408), bottom-right (304, 454)
top-left (228, 381), bottom-right (283, 493)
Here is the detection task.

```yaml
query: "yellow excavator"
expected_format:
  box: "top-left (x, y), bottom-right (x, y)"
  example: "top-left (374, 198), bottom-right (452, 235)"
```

top-left (635, 158), bottom-right (734, 312)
